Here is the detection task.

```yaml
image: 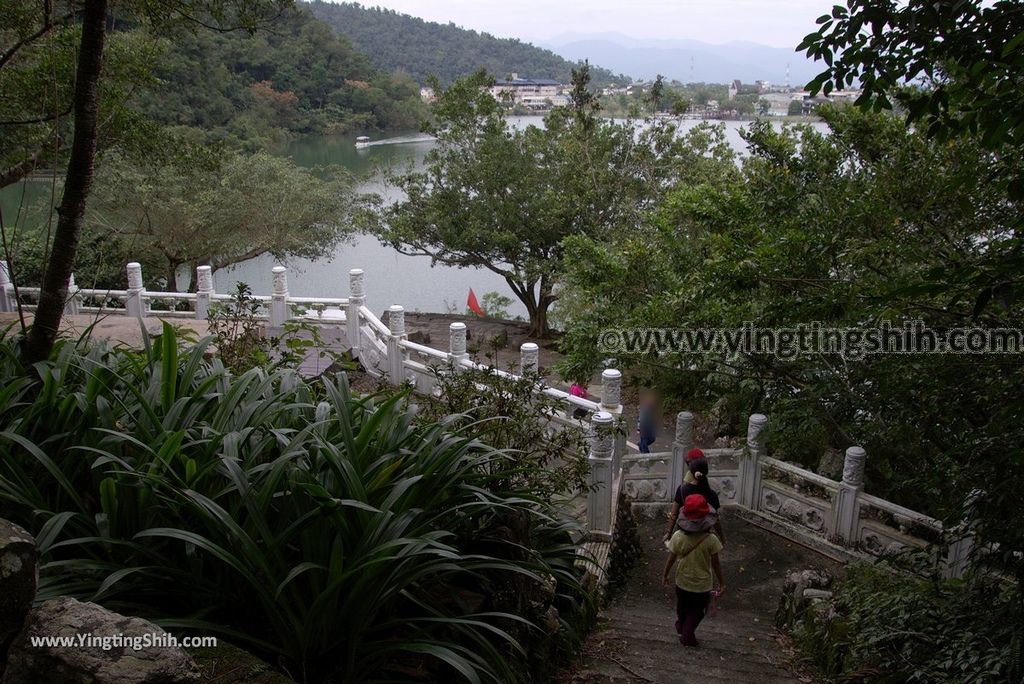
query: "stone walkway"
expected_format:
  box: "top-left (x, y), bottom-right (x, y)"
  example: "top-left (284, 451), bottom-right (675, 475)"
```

top-left (568, 514), bottom-right (839, 683)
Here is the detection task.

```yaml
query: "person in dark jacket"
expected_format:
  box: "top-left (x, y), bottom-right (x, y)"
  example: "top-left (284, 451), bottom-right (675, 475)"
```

top-left (664, 458), bottom-right (727, 544)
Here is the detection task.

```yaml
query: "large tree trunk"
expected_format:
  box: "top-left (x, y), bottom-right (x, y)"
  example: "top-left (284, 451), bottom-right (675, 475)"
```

top-left (22, 0), bottom-right (108, 364)
top-left (506, 275), bottom-right (555, 339)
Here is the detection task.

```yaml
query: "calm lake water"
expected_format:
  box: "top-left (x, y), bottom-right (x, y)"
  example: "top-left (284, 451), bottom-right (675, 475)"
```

top-left (2, 117), bottom-right (828, 316)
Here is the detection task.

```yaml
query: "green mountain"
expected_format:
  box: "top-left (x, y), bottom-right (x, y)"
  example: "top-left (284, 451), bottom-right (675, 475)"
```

top-left (305, 1), bottom-right (626, 86)
top-left (135, 6), bottom-right (428, 147)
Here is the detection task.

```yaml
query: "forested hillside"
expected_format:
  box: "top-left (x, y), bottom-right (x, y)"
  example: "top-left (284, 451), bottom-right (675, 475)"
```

top-left (136, 6), bottom-right (428, 147)
top-left (305, 1), bottom-right (626, 85)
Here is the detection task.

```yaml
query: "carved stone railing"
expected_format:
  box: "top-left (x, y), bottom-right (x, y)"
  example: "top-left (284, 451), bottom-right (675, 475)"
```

top-left (615, 407), bottom-right (974, 578)
top-left (0, 261), bottom-right (350, 323)
top-left (2, 260), bottom-right (627, 540)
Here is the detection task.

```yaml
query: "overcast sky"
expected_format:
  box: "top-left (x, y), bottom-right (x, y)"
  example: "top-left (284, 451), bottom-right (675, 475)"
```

top-left (335, 0), bottom-right (831, 48)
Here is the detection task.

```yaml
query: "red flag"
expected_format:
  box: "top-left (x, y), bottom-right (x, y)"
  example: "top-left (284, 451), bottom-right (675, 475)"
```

top-left (467, 288), bottom-right (485, 316)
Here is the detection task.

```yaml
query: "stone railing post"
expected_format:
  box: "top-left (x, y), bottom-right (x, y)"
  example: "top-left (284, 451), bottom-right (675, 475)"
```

top-left (587, 411), bottom-right (615, 539)
top-left (832, 446), bottom-right (866, 544)
top-left (600, 368), bottom-right (625, 475)
top-left (520, 342), bottom-right (539, 377)
top-left (386, 304), bottom-right (406, 386)
top-left (270, 266), bottom-right (289, 327)
top-left (942, 489), bottom-right (980, 579)
top-left (669, 411), bottom-right (695, 500)
top-left (63, 273), bottom-right (80, 315)
top-left (195, 265), bottom-right (213, 320)
top-left (449, 321), bottom-right (468, 366)
top-left (125, 262), bottom-right (145, 319)
top-left (347, 268), bottom-right (365, 359)
top-left (738, 413), bottom-right (768, 509)
top-left (0, 261), bottom-right (12, 313)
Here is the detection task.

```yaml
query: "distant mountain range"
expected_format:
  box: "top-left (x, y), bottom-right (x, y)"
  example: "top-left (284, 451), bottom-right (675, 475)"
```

top-left (305, 2), bottom-right (626, 86)
top-left (540, 32), bottom-right (824, 86)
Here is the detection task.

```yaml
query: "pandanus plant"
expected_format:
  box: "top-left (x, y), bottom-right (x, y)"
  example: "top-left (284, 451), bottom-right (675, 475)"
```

top-left (0, 323), bottom-right (590, 682)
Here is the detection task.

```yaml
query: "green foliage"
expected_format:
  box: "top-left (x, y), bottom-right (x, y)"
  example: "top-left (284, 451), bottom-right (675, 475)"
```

top-left (557, 107), bottom-right (1024, 588)
top-left (480, 292), bottom-right (513, 319)
top-left (0, 325), bottom-right (591, 682)
top-left (369, 68), bottom-right (693, 337)
top-left (89, 148), bottom-right (354, 285)
top-left (799, 0), bottom-right (1024, 151)
top-left (793, 563), bottom-right (1021, 683)
top-left (413, 362), bottom-right (592, 501)
top-left (206, 282), bottom-right (346, 374)
top-left (134, 5), bottom-right (429, 146)
top-left (305, 1), bottom-right (625, 86)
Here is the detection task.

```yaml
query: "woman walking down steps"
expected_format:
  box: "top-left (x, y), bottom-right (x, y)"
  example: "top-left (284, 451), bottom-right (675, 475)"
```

top-left (663, 494), bottom-right (725, 647)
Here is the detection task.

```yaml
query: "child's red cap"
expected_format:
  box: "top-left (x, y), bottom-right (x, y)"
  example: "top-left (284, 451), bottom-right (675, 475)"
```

top-left (686, 448), bottom-right (704, 463)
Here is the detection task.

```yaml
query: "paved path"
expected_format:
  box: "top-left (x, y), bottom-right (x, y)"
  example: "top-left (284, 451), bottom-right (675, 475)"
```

top-left (568, 513), bottom-right (838, 683)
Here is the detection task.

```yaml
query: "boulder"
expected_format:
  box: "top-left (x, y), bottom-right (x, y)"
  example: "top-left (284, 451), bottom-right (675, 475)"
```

top-left (817, 448), bottom-right (845, 481)
top-left (704, 397), bottom-right (736, 438)
top-left (3, 597), bottom-right (200, 684)
top-left (0, 519), bottom-right (37, 652)
top-left (407, 330), bottom-right (431, 345)
top-left (776, 567), bottom-right (834, 630)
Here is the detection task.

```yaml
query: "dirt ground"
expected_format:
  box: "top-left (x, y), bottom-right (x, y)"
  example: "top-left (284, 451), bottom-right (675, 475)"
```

top-left (0, 312), bottom-right (209, 348)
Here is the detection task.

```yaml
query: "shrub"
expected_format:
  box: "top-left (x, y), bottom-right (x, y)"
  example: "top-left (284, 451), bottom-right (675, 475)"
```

top-left (793, 563), bottom-right (1021, 683)
top-left (0, 325), bottom-right (590, 682)
top-left (414, 363), bottom-right (592, 501)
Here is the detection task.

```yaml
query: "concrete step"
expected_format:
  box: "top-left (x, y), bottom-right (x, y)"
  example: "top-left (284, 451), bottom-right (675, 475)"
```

top-left (569, 651), bottom-right (797, 684)
top-left (598, 607), bottom-right (779, 640)
top-left (565, 516), bottom-right (840, 684)
top-left (585, 629), bottom-right (795, 680)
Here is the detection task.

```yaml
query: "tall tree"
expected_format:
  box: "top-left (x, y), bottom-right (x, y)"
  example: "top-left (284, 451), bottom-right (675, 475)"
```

top-left (4, 0), bottom-right (292, 363)
top-left (22, 0), bottom-right (108, 364)
top-left (371, 68), bottom-right (678, 337)
top-left (89, 150), bottom-right (353, 288)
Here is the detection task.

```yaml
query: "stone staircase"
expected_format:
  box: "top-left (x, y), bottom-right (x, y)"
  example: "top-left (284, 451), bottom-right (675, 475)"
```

top-left (567, 513), bottom-right (838, 683)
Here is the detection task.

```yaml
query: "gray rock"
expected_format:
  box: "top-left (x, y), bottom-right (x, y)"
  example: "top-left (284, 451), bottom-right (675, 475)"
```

top-left (705, 397), bottom-right (736, 438)
top-left (407, 330), bottom-right (431, 345)
top-left (2, 597), bottom-right (200, 684)
top-left (776, 567), bottom-right (834, 630)
top-left (0, 519), bottom-right (37, 651)
top-left (802, 588), bottom-right (834, 601)
top-left (817, 448), bottom-right (844, 481)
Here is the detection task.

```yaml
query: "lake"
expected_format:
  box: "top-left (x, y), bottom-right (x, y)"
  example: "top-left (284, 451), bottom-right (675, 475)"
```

top-left (220, 116), bottom-right (830, 316)
top-left (2, 117), bottom-right (828, 316)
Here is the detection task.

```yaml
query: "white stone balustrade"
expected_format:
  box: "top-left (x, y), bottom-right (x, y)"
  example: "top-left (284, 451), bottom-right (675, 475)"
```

top-left (195, 266), bottom-right (214, 320)
top-left (125, 262), bottom-right (145, 319)
top-left (386, 305), bottom-right (407, 386)
top-left (64, 274), bottom-right (80, 316)
top-left (739, 413), bottom-right (768, 509)
top-left (670, 411), bottom-right (695, 500)
top-left (1, 260), bottom-right (980, 575)
top-left (269, 266), bottom-right (289, 327)
top-left (449, 322), bottom-right (468, 363)
top-left (0, 261), bottom-right (12, 313)
top-left (832, 446), bottom-right (866, 544)
top-left (587, 411), bottom-right (615, 539)
top-left (520, 342), bottom-right (539, 377)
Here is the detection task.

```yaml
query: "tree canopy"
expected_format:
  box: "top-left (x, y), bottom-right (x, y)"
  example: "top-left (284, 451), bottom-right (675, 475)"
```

top-left (369, 67), bottom-right (682, 337)
top-left (800, 0), bottom-right (1024, 150)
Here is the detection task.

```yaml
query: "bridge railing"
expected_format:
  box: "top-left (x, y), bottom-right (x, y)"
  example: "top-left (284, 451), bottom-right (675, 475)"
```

top-left (1, 260), bottom-right (625, 540)
top-left (0, 262), bottom-right (353, 323)
top-left (620, 411), bottom-right (974, 578)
